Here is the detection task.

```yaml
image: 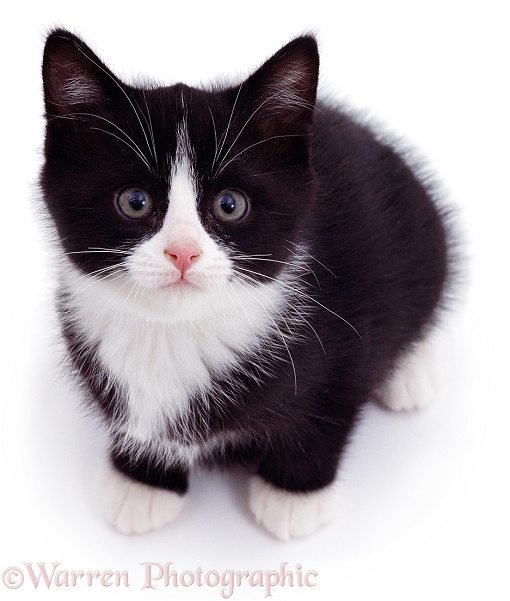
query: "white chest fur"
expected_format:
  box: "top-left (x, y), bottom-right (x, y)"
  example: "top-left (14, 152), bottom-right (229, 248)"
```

top-left (63, 264), bottom-right (302, 458)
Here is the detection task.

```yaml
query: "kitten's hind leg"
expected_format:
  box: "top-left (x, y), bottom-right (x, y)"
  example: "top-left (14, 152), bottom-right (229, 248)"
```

top-left (99, 449), bottom-right (188, 534)
top-left (373, 331), bottom-right (440, 412)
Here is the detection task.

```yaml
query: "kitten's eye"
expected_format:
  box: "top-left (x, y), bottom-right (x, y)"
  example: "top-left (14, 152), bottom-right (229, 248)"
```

top-left (212, 189), bottom-right (249, 223)
top-left (116, 187), bottom-right (154, 219)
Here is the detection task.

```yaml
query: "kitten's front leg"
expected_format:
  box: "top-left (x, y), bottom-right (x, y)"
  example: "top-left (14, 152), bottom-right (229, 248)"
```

top-left (100, 447), bottom-right (188, 534)
top-left (248, 432), bottom-right (345, 541)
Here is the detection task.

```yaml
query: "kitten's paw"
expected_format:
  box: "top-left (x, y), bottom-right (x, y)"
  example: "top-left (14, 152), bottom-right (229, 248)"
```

top-left (248, 476), bottom-right (338, 541)
top-left (375, 335), bottom-right (438, 412)
top-left (99, 463), bottom-right (185, 534)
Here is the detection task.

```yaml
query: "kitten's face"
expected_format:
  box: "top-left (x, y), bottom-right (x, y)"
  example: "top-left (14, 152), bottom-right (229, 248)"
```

top-left (41, 32), bottom-right (319, 318)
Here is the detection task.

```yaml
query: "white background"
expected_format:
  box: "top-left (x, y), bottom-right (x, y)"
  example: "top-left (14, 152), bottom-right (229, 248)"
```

top-left (1, 1), bottom-right (509, 599)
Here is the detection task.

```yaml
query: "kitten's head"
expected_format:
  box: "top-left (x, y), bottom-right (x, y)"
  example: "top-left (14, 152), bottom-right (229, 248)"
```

top-left (40, 30), bottom-right (319, 319)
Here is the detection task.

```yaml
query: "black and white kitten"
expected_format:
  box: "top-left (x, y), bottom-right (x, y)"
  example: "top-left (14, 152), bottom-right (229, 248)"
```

top-left (40, 30), bottom-right (450, 540)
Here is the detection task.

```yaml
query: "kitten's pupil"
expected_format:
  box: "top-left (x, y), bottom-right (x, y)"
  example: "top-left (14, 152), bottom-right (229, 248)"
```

top-left (129, 190), bottom-right (147, 212)
top-left (219, 193), bottom-right (236, 214)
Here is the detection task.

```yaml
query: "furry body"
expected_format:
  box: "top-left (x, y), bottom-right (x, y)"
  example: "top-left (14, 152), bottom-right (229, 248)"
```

top-left (41, 31), bottom-right (450, 539)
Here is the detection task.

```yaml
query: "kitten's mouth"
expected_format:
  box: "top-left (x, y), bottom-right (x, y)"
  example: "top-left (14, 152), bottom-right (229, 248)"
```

top-left (160, 278), bottom-right (199, 291)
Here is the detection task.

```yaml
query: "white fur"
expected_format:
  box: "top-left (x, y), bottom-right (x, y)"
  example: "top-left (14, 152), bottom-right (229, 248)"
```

top-left (248, 476), bottom-right (338, 541)
top-left (100, 463), bottom-right (185, 534)
top-left (374, 333), bottom-right (439, 411)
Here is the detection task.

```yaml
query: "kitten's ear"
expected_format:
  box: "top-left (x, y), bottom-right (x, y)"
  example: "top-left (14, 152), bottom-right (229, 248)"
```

top-left (42, 29), bottom-right (122, 116)
top-left (243, 36), bottom-right (319, 136)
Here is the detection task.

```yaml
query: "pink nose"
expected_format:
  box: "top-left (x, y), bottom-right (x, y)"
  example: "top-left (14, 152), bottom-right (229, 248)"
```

top-left (164, 242), bottom-right (201, 275)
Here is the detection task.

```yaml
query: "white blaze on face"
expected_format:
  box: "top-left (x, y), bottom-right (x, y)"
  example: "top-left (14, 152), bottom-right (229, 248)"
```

top-left (160, 146), bottom-right (204, 277)
top-left (125, 125), bottom-right (231, 292)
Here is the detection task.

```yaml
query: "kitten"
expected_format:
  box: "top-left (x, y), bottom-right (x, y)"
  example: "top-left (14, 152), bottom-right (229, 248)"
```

top-left (40, 29), bottom-right (451, 540)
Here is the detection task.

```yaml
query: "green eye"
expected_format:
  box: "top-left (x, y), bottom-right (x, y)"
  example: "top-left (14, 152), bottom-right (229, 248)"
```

top-left (117, 187), bottom-right (154, 219)
top-left (212, 189), bottom-right (249, 223)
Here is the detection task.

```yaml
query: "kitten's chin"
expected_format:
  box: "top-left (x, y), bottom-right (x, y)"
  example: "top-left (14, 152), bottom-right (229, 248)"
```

top-left (159, 278), bottom-right (200, 292)
top-left (130, 281), bottom-right (225, 322)
top-left (151, 269), bottom-right (227, 297)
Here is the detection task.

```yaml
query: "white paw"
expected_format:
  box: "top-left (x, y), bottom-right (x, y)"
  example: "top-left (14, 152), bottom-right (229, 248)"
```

top-left (248, 476), bottom-right (338, 541)
top-left (375, 335), bottom-right (438, 412)
top-left (99, 463), bottom-right (185, 534)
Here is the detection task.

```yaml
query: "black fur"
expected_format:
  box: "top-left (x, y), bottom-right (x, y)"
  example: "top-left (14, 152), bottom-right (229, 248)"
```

top-left (41, 30), bottom-right (451, 500)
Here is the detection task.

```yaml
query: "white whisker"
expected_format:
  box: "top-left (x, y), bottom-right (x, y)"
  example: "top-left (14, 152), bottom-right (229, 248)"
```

top-left (234, 273), bottom-right (293, 337)
top-left (131, 281), bottom-right (144, 307)
top-left (233, 278), bottom-right (298, 394)
top-left (72, 41), bottom-right (155, 166)
top-left (213, 84), bottom-right (243, 170)
top-left (56, 112), bottom-right (153, 173)
top-left (214, 86), bottom-right (313, 175)
top-left (89, 127), bottom-right (152, 172)
top-left (286, 241), bottom-right (339, 279)
top-left (234, 265), bottom-right (362, 338)
top-left (217, 286), bottom-right (228, 331)
top-left (138, 91), bottom-right (158, 162)
top-left (230, 252), bottom-right (321, 288)
top-left (226, 281), bottom-right (259, 342)
top-left (222, 281), bottom-right (240, 319)
top-left (66, 248), bottom-right (132, 256)
top-left (208, 106), bottom-right (219, 173)
top-left (122, 279), bottom-right (142, 310)
top-left (216, 134), bottom-right (309, 175)
top-left (235, 271), bottom-right (326, 355)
